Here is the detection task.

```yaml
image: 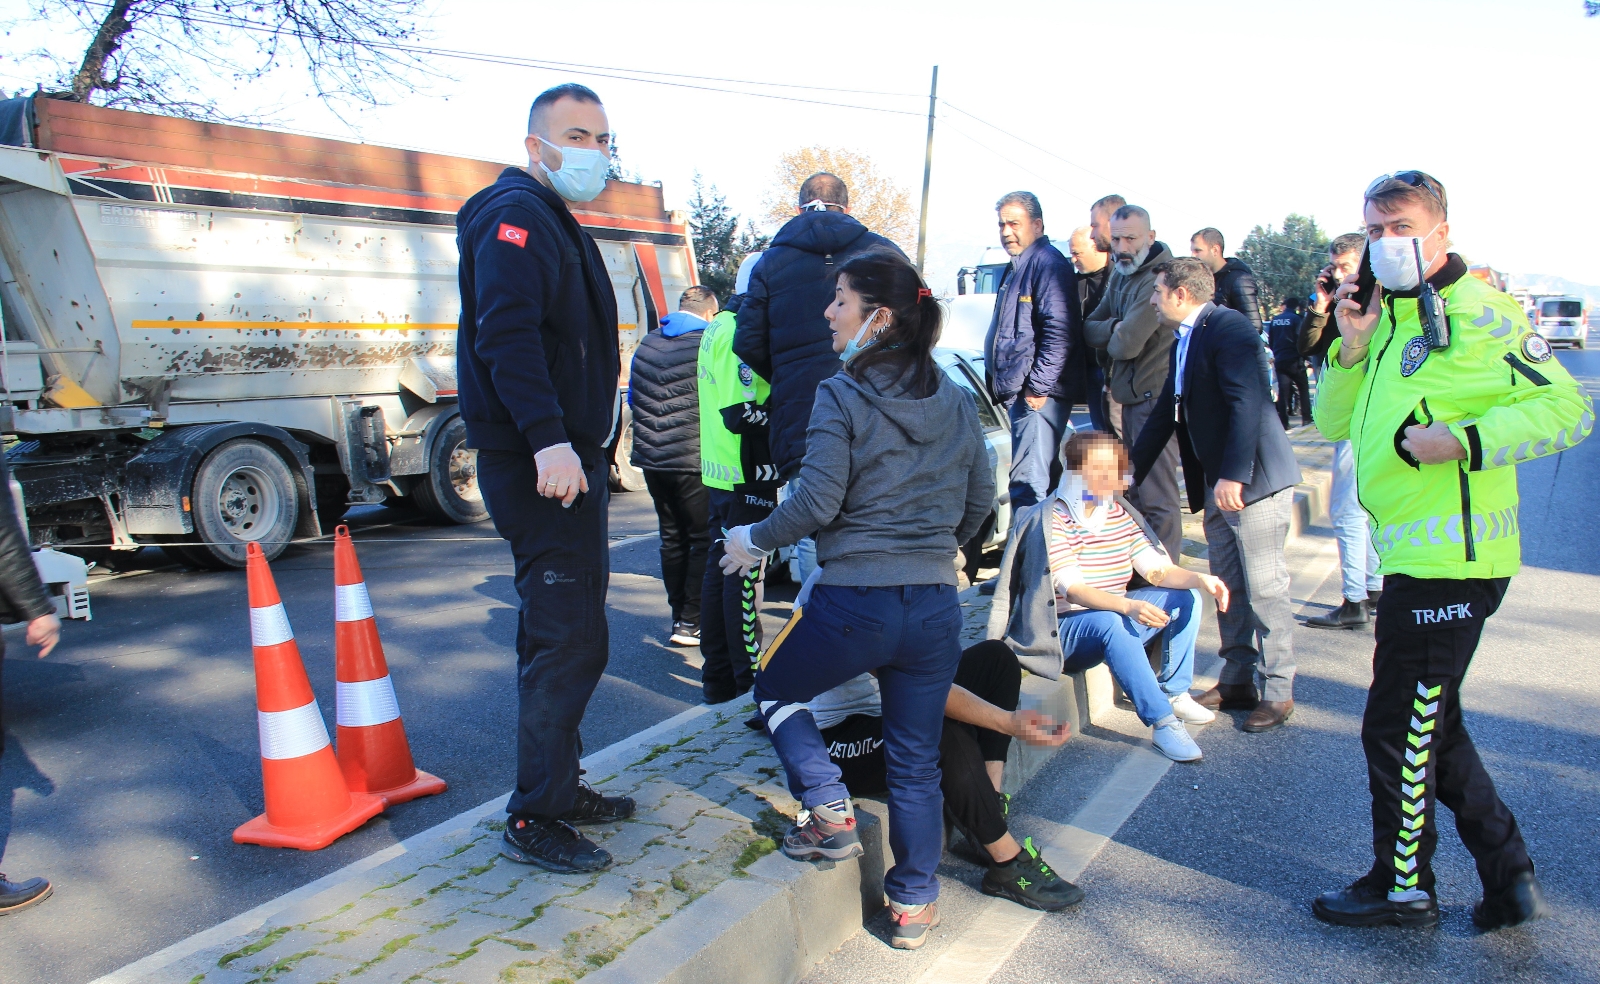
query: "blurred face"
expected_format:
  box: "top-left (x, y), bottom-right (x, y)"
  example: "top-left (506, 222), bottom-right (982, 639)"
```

top-left (1110, 216), bottom-right (1155, 274)
top-left (1077, 443), bottom-right (1130, 497)
top-left (524, 96), bottom-right (612, 174)
top-left (1089, 206), bottom-right (1115, 252)
top-left (1190, 236), bottom-right (1225, 273)
top-left (1151, 272), bottom-right (1198, 323)
top-left (998, 204), bottom-right (1044, 256)
top-left (825, 277), bottom-right (888, 354)
top-left (1068, 229), bottom-right (1107, 274)
top-left (1364, 200), bottom-right (1449, 278)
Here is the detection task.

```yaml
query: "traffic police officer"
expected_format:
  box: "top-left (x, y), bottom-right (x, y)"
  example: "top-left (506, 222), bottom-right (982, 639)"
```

top-left (1311, 171), bottom-right (1592, 929)
top-left (456, 83), bottom-right (635, 874)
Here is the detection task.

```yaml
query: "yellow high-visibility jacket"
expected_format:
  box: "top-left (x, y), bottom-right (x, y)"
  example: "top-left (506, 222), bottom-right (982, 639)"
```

top-left (1314, 256), bottom-right (1593, 579)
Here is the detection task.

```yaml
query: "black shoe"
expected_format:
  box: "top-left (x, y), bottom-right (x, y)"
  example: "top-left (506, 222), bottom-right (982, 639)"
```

top-left (0, 874), bottom-right (51, 915)
top-left (744, 712), bottom-right (767, 732)
top-left (977, 577), bottom-right (998, 595)
top-left (557, 776), bottom-right (635, 825)
top-left (1312, 876), bottom-right (1438, 928)
top-left (669, 621), bottom-right (701, 647)
top-left (1303, 599), bottom-right (1369, 629)
top-left (1367, 589), bottom-right (1383, 616)
top-left (983, 836), bottom-right (1084, 911)
top-left (502, 816), bottom-right (612, 873)
top-left (1472, 871), bottom-right (1549, 931)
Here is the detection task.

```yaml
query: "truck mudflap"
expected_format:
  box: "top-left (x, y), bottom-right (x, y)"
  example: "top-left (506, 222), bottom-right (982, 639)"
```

top-left (388, 403), bottom-right (460, 479)
top-left (122, 422), bottom-right (319, 538)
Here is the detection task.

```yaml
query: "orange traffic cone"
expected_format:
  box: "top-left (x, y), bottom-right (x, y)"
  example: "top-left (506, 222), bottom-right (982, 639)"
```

top-left (234, 542), bottom-right (385, 850)
top-left (332, 526), bottom-right (446, 805)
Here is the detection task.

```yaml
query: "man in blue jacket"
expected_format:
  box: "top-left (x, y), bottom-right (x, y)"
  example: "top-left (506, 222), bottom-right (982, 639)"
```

top-left (456, 83), bottom-right (635, 875)
top-left (984, 191), bottom-right (1081, 509)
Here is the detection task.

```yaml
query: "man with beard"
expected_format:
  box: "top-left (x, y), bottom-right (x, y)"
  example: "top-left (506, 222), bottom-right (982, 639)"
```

top-left (1083, 205), bottom-right (1182, 562)
top-left (1067, 226), bottom-right (1113, 432)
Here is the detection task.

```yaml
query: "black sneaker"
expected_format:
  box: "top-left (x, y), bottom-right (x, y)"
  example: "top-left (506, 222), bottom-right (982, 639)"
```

top-left (557, 777), bottom-right (635, 825)
top-left (670, 621), bottom-right (701, 647)
top-left (782, 799), bottom-right (864, 862)
top-left (502, 816), bottom-right (612, 873)
top-left (1472, 871), bottom-right (1549, 931)
top-left (1312, 875), bottom-right (1438, 928)
top-left (0, 873), bottom-right (51, 915)
top-left (982, 836), bottom-right (1084, 911)
top-left (1303, 599), bottom-right (1369, 629)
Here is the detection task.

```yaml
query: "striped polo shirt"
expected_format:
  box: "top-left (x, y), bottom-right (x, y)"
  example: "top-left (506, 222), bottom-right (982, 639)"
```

top-left (1048, 499), bottom-right (1166, 611)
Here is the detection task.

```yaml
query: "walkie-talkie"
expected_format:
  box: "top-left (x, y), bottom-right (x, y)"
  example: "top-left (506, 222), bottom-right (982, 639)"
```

top-left (1413, 239), bottom-right (1449, 349)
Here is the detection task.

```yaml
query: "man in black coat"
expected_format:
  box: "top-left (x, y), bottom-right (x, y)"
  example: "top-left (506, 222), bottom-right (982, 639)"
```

top-left (1067, 225), bottom-right (1114, 432)
top-left (732, 173), bottom-right (903, 484)
top-left (1131, 257), bottom-right (1302, 734)
top-left (0, 451), bottom-right (61, 915)
top-left (630, 286), bottom-right (715, 648)
top-left (1267, 298), bottom-right (1311, 429)
top-left (1191, 228), bottom-right (1265, 335)
top-left (984, 191), bottom-right (1080, 508)
top-left (456, 82), bottom-right (635, 874)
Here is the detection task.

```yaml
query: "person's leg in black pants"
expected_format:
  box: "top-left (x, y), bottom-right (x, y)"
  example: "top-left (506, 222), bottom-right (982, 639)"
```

top-left (1290, 362), bottom-right (1312, 428)
top-left (478, 450), bottom-right (611, 821)
top-left (642, 470), bottom-right (709, 628)
top-left (699, 489), bottom-right (771, 703)
top-left (940, 640), bottom-right (1021, 853)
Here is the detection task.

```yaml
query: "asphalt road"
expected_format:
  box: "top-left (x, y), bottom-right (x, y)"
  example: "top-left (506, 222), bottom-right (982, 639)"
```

top-left (0, 486), bottom-right (794, 984)
top-left (805, 344), bottom-right (1600, 984)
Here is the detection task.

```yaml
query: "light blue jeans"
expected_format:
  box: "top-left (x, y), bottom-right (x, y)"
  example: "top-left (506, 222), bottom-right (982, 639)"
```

top-left (1059, 587), bottom-right (1201, 726)
top-left (1330, 441), bottom-right (1382, 602)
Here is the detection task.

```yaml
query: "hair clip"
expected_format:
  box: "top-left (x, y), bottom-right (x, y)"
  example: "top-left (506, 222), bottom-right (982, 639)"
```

top-left (917, 288), bottom-right (933, 299)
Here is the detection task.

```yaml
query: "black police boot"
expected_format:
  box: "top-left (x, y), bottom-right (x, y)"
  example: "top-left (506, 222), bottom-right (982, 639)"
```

top-left (556, 776), bottom-right (636, 826)
top-left (502, 816), bottom-right (612, 873)
top-left (1312, 875), bottom-right (1438, 928)
top-left (1472, 871), bottom-right (1549, 931)
top-left (1303, 599), bottom-right (1369, 629)
top-left (0, 873), bottom-right (53, 915)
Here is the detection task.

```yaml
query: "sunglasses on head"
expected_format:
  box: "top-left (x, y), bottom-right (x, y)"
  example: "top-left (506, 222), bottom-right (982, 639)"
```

top-left (1364, 171), bottom-right (1447, 213)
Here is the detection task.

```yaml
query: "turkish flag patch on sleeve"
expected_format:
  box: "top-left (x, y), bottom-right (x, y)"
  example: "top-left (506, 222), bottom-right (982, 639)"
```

top-left (497, 222), bottom-right (529, 247)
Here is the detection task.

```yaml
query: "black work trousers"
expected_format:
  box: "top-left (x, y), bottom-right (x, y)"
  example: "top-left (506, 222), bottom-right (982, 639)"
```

top-left (642, 469), bottom-right (710, 625)
top-left (823, 639), bottom-right (1022, 848)
top-left (478, 450), bottom-right (610, 820)
top-left (1275, 361), bottom-right (1311, 429)
top-left (1363, 573), bottom-right (1531, 898)
top-left (699, 488), bottom-right (772, 703)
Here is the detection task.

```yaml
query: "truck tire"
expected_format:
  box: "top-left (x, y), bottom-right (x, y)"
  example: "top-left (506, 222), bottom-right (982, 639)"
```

top-left (412, 416), bottom-right (489, 524)
top-left (610, 405), bottom-right (647, 493)
top-left (187, 438), bottom-right (301, 569)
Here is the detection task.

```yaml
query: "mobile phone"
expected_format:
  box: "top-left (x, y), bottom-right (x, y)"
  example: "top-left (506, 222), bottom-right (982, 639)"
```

top-left (1351, 243), bottom-right (1377, 311)
top-left (563, 489), bottom-right (586, 511)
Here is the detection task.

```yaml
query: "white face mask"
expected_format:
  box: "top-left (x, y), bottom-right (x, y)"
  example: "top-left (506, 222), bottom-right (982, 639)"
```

top-left (537, 136), bottom-right (611, 202)
top-left (1369, 223), bottom-right (1442, 291)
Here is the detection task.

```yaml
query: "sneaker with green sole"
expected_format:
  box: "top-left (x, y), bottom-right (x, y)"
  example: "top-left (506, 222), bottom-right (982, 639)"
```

top-left (982, 836), bottom-right (1085, 911)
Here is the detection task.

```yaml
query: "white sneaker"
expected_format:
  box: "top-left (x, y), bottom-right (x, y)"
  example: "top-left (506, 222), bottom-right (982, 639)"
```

top-left (1152, 719), bottom-right (1203, 762)
top-left (1169, 692), bottom-right (1216, 724)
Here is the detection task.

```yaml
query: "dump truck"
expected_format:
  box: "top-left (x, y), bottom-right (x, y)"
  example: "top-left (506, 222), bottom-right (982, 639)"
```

top-left (0, 95), bottom-right (695, 569)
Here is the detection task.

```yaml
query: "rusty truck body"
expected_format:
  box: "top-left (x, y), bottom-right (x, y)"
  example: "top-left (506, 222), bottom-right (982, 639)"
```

top-left (0, 96), bottom-right (694, 568)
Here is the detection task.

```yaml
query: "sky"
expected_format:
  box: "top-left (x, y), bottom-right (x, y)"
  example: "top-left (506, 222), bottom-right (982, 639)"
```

top-left (4, 0), bottom-right (1596, 294)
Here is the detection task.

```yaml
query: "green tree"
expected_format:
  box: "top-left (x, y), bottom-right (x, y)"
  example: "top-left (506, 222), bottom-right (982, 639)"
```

top-left (689, 173), bottom-right (768, 303)
top-left (1236, 214), bottom-right (1333, 313)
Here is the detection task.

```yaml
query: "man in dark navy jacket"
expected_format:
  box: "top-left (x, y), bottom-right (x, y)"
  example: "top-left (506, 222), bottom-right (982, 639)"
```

top-left (456, 82), bottom-right (635, 874)
top-left (984, 191), bottom-right (1080, 509)
top-left (1131, 257), bottom-right (1302, 734)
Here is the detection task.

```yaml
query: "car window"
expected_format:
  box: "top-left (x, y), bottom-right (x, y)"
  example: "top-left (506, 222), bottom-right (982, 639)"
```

top-left (942, 361), bottom-right (1003, 430)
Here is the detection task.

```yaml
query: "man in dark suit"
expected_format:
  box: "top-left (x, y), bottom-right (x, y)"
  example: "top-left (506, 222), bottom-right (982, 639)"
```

top-left (1131, 257), bottom-right (1303, 732)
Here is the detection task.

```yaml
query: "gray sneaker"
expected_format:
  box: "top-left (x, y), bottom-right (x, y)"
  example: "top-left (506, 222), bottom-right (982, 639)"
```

top-left (782, 799), bottom-right (863, 862)
top-left (888, 901), bottom-right (940, 949)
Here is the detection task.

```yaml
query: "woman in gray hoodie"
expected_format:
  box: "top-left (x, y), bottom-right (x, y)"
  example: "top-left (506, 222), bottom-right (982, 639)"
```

top-left (720, 249), bottom-right (994, 950)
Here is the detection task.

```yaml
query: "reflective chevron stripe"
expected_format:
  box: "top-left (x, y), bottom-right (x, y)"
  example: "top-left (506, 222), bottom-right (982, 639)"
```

top-left (740, 568), bottom-right (761, 671)
top-left (257, 701), bottom-right (331, 760)
top-left (1390, 680), bottom-right (1445, 901)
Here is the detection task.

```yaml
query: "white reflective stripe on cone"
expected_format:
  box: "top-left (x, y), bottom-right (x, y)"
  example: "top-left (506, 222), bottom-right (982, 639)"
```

top-left (334, 582), bottom-right (374, 623)
top-left (250, 604), bottom-right (294, 647)
top-left (336, 675), bottom-right (401, 728)
top-left (257, 701), bottom-right (331, 760)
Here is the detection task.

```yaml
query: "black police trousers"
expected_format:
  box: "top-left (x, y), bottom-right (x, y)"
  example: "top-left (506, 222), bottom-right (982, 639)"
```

top-left (699, 489), bottom-right (772, 704)
top-left (1362, 573), bottom-right (1531, 898)
top-left (478, 450), bottom-right (610, 820)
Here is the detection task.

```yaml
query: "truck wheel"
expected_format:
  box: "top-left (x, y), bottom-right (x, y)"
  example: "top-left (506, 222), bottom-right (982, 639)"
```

top-left (188, 439), bottom-right (301, 569)
top-left (412, 416), bottom-right (489, 524)
top-left (610, 405), bottom-right (647, 493)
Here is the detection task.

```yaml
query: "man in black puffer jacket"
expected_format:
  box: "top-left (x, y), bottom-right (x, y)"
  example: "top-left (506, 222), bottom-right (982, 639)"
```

top-left (1191, 227), bottom-right (1264, 335)
top-left (630, 286), bottom-right (715, 647)
top-left (733, 173), bottom-right (904, 483)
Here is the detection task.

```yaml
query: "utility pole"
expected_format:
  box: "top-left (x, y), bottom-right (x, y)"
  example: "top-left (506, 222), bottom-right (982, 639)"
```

top-left (915, 65), bottom-right (938, 276)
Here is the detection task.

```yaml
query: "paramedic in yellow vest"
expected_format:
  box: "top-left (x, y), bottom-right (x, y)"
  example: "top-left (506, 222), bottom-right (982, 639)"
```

top-left (1311, 171), bottom-right (1592, 931)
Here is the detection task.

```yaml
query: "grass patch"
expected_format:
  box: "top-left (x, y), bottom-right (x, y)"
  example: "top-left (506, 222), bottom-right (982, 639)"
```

top-left (256, 949), bottom-right (318, 982)
top-left (466, 860), bottom-right (496, 877)
top-left (480, 818), bottom-right (507, 832)
top-left (351, 932), bottom-right (419, 975)
top-left (217, 925), bottom-right (289, 968)
top-left (375, 872), bottom-right (418, 891)
top-left (752, 807), bottom-right (790, 841)
top-left (670, 874), bottom-right (691, 894)
top-left (631, 744), bottom-right (673, 767)
top-left (593, 773), bottom-right (618, 785)
top-left (732, 837), bottom-right (776, 872)
top-left (442, 841), bottom-right (477, 859)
